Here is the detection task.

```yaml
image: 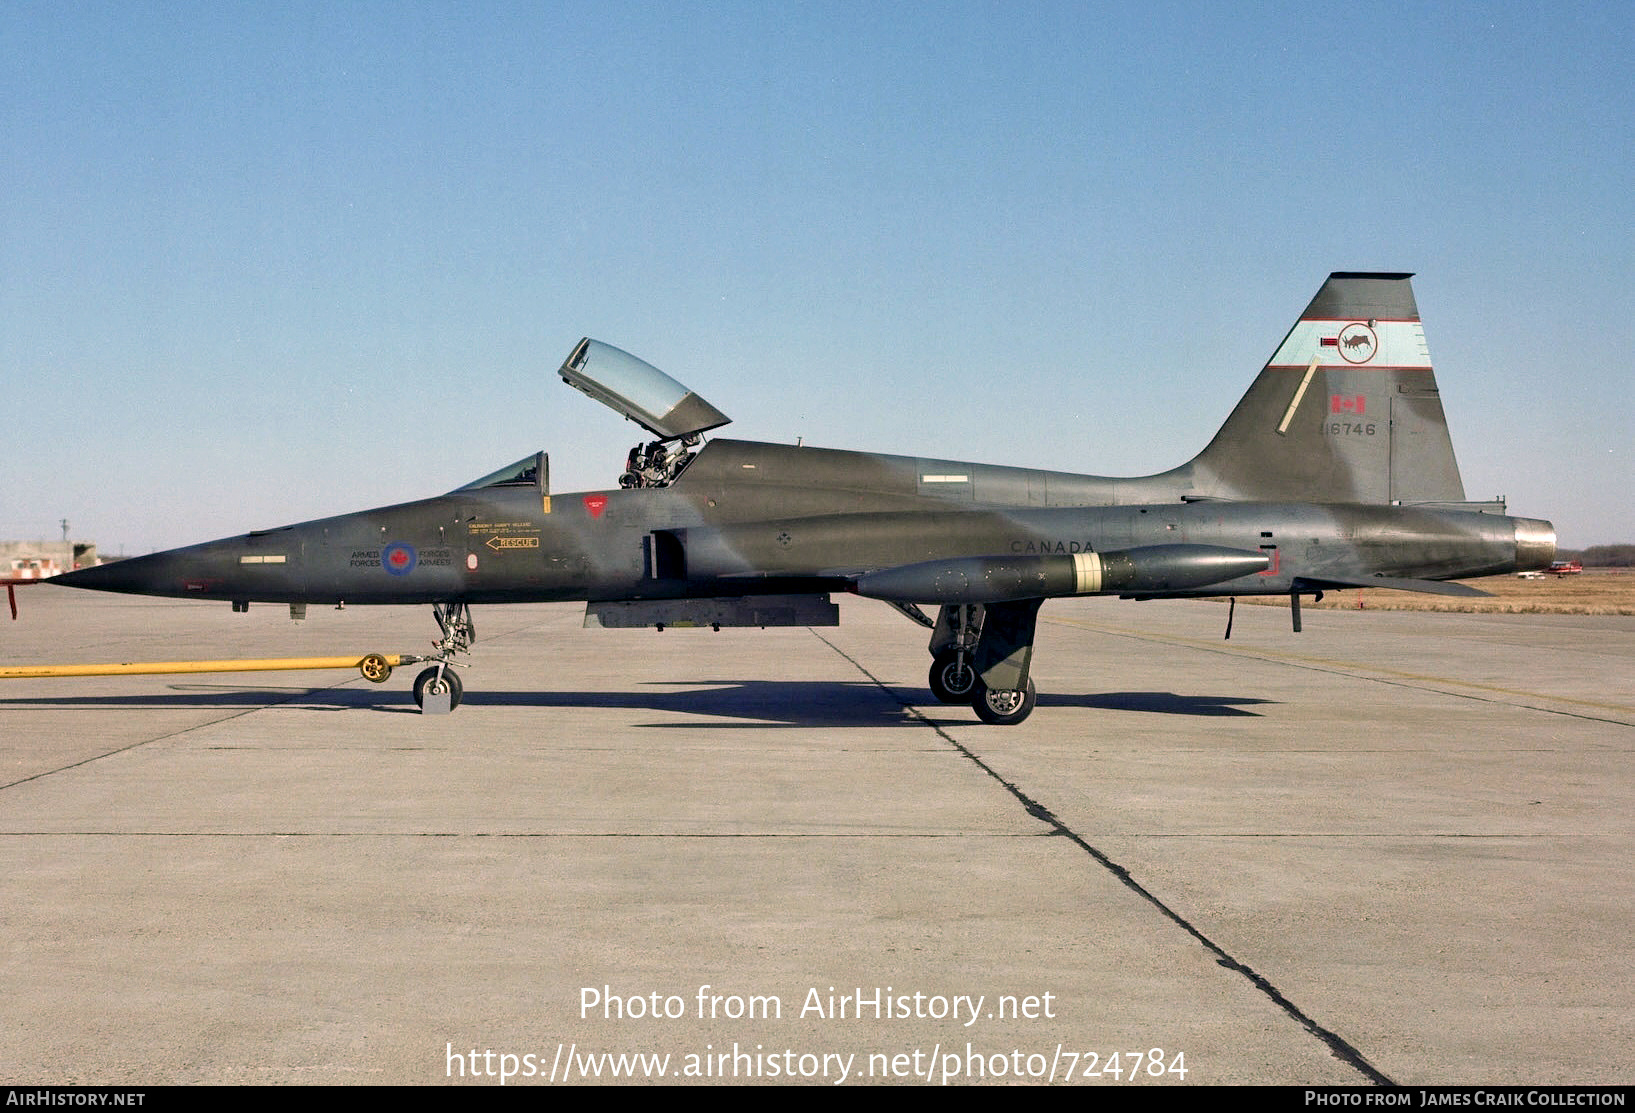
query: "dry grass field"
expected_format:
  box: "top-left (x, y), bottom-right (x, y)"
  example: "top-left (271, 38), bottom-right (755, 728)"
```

top-left (1234, 569), bottom-right (1635, 615)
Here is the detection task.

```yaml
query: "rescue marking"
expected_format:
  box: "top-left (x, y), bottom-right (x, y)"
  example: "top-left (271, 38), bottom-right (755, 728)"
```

top-left (583, 495), bottom-right (609, 519)
top-left (485, 536), bottom-right (540, 551)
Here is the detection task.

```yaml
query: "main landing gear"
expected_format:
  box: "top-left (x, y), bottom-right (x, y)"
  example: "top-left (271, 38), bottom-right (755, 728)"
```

top-left (409, 601), bottom-right (475, 711)
top-left (971, 677), bottom-right (1037, 726)
top-left (928, 648), bottom-right (978, 704)
top-left (927, 600), bottom-right (1043, 725)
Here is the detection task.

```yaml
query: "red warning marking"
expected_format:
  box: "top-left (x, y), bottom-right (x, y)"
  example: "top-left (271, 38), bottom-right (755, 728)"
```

top-left (583, 495), bottom-right (609, 519)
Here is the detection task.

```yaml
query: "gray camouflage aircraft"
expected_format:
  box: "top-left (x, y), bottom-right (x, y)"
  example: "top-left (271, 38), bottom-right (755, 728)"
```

top-left (57, 273), bottom-right (1555, 723)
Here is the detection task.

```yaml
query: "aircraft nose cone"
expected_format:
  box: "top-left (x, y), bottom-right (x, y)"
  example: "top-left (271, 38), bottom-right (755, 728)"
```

top-left (54, 551), bottom-right (186, 595)
top-left (53, 542), bottom-right (249, 599)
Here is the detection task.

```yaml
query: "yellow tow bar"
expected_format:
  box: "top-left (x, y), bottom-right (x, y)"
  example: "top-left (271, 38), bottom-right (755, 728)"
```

top-left (0, 653), bottom-right (402, 683)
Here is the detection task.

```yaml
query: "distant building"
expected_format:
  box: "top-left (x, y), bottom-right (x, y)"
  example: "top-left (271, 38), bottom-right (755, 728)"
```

top-left (2, 540), bottom-right (100, 579)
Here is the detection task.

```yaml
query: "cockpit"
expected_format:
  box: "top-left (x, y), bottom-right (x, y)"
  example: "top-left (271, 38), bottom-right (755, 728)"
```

top-left (451, 339), bottom-right (733, 494)
top-left (619, 438), bottom-right (697, 489)
top-left (559, 338), bottom-right (732, 490)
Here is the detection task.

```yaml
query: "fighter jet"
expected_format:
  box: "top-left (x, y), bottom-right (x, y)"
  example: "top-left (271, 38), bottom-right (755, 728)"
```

top-left (56, 273), bottom-right (1555, 723)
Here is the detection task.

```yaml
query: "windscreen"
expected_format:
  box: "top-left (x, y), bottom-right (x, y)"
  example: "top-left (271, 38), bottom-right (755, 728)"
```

top-left (452, 452), bottom-right (546, 492)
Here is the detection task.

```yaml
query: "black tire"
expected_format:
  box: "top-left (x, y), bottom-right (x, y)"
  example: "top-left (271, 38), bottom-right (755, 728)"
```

top-left (971, 678), bottom-right (1036, 725)
top-left (413, 665), bottom-right (464, 710)
top-left (928, 650), bottom-right (978, 704)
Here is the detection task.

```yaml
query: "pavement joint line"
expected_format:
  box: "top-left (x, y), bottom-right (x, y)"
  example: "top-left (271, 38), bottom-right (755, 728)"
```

top-left (0, 685), bottom-right (332, 793)
top-left (0, 830), bottom-right (1045, 838)
top-left (0, 609), bottom-right (571, 794)
top-left (0, 830), bottom-right (1594, 839)
top-left (1044, 615), bottom-right (1635, 726)
top-left (811, 628), bottom-right (1398, 1088)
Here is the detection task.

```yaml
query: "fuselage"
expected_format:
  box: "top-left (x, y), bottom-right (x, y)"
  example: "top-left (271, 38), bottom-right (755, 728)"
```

top-left (56, 438), bottom-right (1554, 607)
top-left (43, 278), bottom-right (1564, 726)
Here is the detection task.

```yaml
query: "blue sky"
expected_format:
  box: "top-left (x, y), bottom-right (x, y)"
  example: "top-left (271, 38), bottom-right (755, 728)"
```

top-left (3, 2), bottom-right (1630, 552)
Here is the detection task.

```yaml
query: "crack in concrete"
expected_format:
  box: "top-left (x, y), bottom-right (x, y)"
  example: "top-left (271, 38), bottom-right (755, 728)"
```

top-left (814, 629), bottom-right (1397, 1087)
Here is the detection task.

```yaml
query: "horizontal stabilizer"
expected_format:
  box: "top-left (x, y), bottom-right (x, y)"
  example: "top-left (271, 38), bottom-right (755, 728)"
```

top-left (1293, 574), bottom-right (1492, 598)
top-left (1399, 499), bottom-right (1508, 515)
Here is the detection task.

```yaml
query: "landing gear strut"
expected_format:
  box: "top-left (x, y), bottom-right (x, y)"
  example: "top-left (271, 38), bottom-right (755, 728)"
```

top-left (928, 599), bottom-right (1043, 725)
top-left (927, 604), bottom-right (983, 704)
top-left (408, 602), bottom-right (475, 711)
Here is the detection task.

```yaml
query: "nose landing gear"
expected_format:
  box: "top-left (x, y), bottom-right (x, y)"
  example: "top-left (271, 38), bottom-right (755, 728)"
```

top-left (407, 601), bottom-right (475, 712)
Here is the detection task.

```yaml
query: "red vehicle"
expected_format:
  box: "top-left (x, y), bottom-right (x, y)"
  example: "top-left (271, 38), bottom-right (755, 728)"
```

top-left (1547, 560), bottom-right (1583, 576)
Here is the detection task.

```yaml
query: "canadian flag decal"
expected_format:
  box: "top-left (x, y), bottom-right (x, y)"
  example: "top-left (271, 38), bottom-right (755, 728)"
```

top-left (1331, 394), bottom-right (1366, 415)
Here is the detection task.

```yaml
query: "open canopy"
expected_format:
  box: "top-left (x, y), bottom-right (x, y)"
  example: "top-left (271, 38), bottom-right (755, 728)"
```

top-left (558, 338), bottom-right (731, 442)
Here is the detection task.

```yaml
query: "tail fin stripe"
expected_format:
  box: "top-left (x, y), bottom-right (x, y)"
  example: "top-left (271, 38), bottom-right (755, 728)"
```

top-left (1265, 364), bottom-right (1437, 373)
top-left (1187, 272), bottom-right (1465, 504)
top-left (1276, 355), bottom-right (1320, 436)
top-left (1268, 318), bottom-right (1431, 371)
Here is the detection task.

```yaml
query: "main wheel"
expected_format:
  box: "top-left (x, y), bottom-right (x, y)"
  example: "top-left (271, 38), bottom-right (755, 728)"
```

top-left (413, 665), bottom-right (464, 710)
top-left (972, 678), bottom-right (1036, 725)
top-left (928, 650), bottom-right (978, 704)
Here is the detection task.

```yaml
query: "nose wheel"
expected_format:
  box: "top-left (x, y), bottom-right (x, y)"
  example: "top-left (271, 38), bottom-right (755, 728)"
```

top-left (413, 665), bottom-right (464, 710)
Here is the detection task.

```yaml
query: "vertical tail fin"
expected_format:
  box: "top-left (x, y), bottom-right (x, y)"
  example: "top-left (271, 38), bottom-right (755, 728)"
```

top-left (1189, 272), bottom-right (1466, 505)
